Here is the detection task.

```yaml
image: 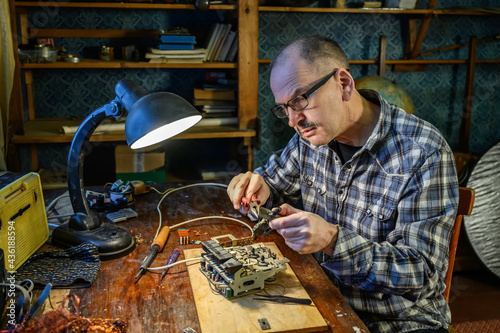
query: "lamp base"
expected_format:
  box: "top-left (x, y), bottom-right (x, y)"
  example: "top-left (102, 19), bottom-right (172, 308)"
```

top-left (52, 221), bottom-right (136, 261)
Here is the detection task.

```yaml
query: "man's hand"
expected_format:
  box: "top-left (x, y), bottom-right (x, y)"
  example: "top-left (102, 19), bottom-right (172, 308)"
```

top-left (270, 204), bottom-right (339, 255)
top-left (227, 171), bottom-right (271, 211)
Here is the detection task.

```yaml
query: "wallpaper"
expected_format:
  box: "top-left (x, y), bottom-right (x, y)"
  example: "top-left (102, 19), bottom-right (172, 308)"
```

top-left (16, 0), bottom-right (500, 178)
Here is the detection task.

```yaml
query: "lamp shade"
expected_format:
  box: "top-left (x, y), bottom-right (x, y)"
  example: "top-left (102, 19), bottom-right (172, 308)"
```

top-left (125, 92), bottom-right (202, 149)
top-left (52, 79), bottom-right (202, 260)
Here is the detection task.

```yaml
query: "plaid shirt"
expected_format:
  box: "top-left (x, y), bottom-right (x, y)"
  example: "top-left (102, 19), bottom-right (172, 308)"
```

top-left (255, 90), bottom-right (459, 333)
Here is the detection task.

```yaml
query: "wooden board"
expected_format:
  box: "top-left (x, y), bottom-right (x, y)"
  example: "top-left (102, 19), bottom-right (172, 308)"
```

top-left (184, 242), bottom-right (328, 333)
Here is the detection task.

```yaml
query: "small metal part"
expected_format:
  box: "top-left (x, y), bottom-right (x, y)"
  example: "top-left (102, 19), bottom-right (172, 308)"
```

top-left (253, 294), bottom-right (313, 305)
top-left (178, 229), bottom-right (189, 245)
top-left (183, 328), bottom-right (196, 333)
top-left (107, 208), bottom-right (138, 223)
top-left (63, 56), bottom-right (81, 63)
top-left (258, 318), bottom-right (271, 330)
top-left (250, 202), bottom-right (281, 237)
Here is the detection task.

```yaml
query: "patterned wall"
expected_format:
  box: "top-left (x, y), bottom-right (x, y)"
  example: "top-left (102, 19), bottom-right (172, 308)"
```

top-left (18, 0), bottom-right (500, 176)
top-left (255, 1), bottom-right (500, 166)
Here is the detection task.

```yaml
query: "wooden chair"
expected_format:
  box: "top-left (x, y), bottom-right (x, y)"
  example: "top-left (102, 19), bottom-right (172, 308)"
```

top-left (443, 187), bottom-right (475, 302)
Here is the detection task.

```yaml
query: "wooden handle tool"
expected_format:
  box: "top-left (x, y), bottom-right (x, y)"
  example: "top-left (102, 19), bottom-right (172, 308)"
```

top-left (134, 226), bottom-right (171, 283)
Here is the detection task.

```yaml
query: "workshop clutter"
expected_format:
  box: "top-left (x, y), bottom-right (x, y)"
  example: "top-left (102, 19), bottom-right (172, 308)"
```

top-left (114, 145), bottom-right (165, 183)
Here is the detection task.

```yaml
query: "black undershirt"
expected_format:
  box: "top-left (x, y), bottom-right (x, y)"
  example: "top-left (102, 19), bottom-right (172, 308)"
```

top-left (329, 140), bottom-right (361, 165)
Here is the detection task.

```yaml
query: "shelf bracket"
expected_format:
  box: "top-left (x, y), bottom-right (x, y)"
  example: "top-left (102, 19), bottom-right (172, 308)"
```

top-left (409, 0), bottom-right (439, 60)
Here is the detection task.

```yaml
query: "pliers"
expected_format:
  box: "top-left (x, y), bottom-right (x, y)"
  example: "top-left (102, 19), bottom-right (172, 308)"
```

top-left (244, 198), bottom-right (282, 237)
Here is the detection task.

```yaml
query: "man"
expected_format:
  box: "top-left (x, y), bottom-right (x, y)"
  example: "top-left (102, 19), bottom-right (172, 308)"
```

top-left (227, 35), bottom-right (458, 333)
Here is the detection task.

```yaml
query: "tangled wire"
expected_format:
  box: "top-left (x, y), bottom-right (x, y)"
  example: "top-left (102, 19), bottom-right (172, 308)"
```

top-left (13, 294), bottom-right (127, 333)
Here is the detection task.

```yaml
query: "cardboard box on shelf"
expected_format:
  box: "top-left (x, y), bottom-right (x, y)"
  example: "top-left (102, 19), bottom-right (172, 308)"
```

top-left (114, 145), bottom-right (165, 183)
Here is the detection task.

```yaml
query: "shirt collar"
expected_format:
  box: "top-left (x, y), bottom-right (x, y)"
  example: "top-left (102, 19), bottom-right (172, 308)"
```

top-left (297, 89), bottom-right (393, 154)
top-left (357, 89), bottom-right (393, 154)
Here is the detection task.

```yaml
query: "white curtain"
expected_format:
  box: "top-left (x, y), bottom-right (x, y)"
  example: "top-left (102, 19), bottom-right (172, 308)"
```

top-left (0, 0), bottom-right (16, 171)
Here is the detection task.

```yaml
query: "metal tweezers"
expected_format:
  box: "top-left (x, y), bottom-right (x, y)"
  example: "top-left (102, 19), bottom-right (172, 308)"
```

top-left (252, 294), bottom-right (312, 305)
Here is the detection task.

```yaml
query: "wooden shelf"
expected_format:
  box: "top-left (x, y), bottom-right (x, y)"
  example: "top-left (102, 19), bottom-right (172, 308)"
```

top-left (259, 59), bottom-right (500, 65)
top-left (20, 59), bottom-right (237, 69)
top-left (258, 6), bottom-right (430, 14)
top-left (258, 6), bottom-right (500, 15)
top-left (11, 119), bottom-right (256, 144)
top-left (13, 1), bottom-right (499, 16)
top-left (434, 8), bottom-right (500, 15)
top-left (13, 1), bottom-right (236, 10)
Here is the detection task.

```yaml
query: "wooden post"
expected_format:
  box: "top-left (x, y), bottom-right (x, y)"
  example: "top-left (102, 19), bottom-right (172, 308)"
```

top-left (25, 71), bottom-right (36, 120)
top-left (458, 36), bottom-right (477, 154)
top-left (7, 3), bottom-right (26, 171)
top-left (409, 0), bottom-right (438, 60)
top-left (238, 0), bottom-right (258, 130)
top-left (378, 35), bottom-right (386, 77)
top-left (244, 137), bottom-right (253, 171)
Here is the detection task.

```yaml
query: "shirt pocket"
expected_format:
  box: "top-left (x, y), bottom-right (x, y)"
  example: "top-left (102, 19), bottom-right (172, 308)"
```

top-left (358, 199), bottom-right (397, 241)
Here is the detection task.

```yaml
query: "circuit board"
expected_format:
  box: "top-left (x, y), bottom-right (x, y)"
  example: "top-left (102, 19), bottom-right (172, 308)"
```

top-left (185, 242), bottom-right (328, 333)
top-left (199, 240), bottom-right (290, 299)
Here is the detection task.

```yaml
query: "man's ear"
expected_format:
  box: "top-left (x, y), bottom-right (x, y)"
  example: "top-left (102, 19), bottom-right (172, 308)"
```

top-left (340, 69), bottom-right (355, 101)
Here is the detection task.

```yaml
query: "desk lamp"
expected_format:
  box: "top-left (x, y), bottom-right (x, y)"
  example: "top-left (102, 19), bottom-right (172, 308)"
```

top-left (51, 79), bottom-right (202, 260)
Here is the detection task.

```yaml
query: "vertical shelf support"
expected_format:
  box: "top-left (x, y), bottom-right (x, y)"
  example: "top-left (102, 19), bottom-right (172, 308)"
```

top-left (409, 0), bottom-right (439, 60)
top-left (458, 36), bottom-right (477, 154)
top-left (378, 35), bottom-right (386, 77)
top-left (244, 137), bottom-right (253, 171)
top-left (237, 0), bottom-right (259, 171)
top-left (237, 0), bottom-right (258, 131)
top-left (7, 4), bottom-right (28, 170)
top-left (25, 71), bottom-right (36, 120)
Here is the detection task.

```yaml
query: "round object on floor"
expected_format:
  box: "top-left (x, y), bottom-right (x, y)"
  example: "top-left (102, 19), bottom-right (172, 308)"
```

top-left (355, 75), bottom-right (415, 114)
top-left (465, 141), bottom-right (500, 279)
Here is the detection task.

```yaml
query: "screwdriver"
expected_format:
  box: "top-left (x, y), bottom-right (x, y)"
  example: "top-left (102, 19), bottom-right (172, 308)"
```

top-left (160, 248), bottom-right (181, 281)
top-left (135, 226), bottom-right (170, 283)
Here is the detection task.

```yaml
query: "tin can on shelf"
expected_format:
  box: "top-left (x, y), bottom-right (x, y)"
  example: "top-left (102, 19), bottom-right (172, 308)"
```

top-left (99, 46), bottom-right (114, 61)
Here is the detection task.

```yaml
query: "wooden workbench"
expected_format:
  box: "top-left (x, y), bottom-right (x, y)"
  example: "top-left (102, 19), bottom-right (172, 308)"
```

top-left (42, 183), bottom-right (368, 333)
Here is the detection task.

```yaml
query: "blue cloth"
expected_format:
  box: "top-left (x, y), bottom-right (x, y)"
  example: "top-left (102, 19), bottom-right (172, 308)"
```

top-left (17, 243), bottom-right (101, 288)
top-left (255, 90), bottom-right (459, 333)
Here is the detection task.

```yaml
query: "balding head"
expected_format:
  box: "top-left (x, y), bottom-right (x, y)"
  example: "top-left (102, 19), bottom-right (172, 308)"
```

top-left (270, 35), bottom-right (350, 75)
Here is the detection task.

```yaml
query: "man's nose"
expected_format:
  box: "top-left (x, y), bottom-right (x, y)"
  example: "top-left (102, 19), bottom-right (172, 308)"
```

top-left (287, 108), bottom-right (304, 127)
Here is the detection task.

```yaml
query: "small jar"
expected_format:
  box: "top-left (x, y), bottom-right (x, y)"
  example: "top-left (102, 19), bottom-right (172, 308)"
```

top-left (100, 46), bottom-right (111, 61)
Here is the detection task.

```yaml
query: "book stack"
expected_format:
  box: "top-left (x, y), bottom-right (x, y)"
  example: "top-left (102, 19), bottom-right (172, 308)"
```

top-left (158, 32), bottom-right (196, 50)
top-left (146, 28), bottom-right (207, 63)
top-left (193, 73), bottom-right (237, 126)
top-left (145, 48), bottom-right (206, 63)
top-left (204, 23), bottom-right (238, 63)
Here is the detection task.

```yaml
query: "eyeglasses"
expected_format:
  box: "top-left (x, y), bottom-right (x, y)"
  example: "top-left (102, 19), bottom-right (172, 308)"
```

top-left (271, 69), bottom-right (338, 119)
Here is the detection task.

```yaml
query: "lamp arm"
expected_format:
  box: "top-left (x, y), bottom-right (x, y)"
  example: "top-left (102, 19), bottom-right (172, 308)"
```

top-left (67, 98), bottom-right (124, 219)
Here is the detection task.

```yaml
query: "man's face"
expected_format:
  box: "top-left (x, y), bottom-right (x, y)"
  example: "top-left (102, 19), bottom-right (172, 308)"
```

top-left (270, 58), bottom-right (345, 146)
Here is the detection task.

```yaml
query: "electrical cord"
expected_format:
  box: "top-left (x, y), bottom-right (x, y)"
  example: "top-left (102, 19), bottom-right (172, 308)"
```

top-left (147, 183), bottom-right (254, 272)
top-left (152, 182), bottom-right (229, 239)
top-left (45, 192), bottom-right (70, 221)
top-left (148, 257), bottom-right (201, 271)
top-left (45, 192), bottom-right (69, 214)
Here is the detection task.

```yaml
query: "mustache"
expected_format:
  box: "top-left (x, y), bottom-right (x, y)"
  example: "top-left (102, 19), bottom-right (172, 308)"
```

top-left (296, 121), bottom-right (319, 135)
top-left (297, 121), bottom-right (319, 130)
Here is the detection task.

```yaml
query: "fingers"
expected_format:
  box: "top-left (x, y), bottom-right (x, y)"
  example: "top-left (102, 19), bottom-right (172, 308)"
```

top-left (246, 175), bottom-right (264, 202)
top-left (227, 172), bottom-right (250, 209)
top-left (269, 206), bottom-right (304, 230)
top-left (275, 203), bottom-right (300, 217)
top-left (269, 211), bottom-right (339, 255)
top-left (227, 172), bottom-right (269, 210)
